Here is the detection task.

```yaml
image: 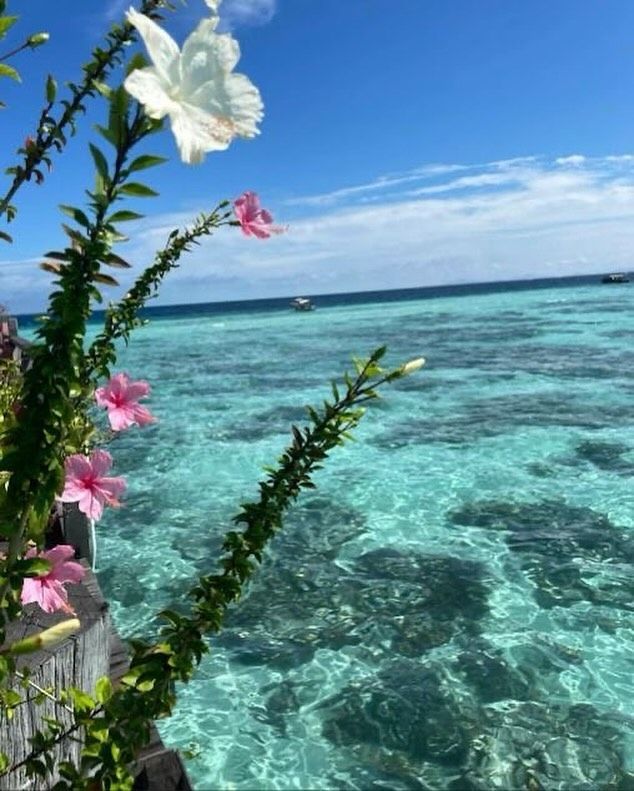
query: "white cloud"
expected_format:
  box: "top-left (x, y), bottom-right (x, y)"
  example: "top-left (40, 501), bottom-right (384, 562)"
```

top-left (103, 0), bottom-right (277, 30)
top-left (216, 0), bottom-right (277, 29)
top-left (555, 154), bottom-right (586, 167)
top-left (289, 157), bottom-right (541, 207)
top-left (7, 154), bottom-right (634, 312)
top-left (288, 163), bottom-right (475, 207)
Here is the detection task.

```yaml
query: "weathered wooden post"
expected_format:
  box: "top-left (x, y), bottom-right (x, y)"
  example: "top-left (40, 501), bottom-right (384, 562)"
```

top-left (0, 568), bottom-right (110, 790)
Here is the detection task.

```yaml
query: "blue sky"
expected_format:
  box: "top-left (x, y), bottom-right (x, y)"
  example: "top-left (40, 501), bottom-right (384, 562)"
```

top-left (3, 0), bottom-right (634, 311)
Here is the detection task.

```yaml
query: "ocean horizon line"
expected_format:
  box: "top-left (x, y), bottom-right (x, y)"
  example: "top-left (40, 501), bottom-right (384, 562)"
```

top-left (15, 269), bottom-right (628, 325)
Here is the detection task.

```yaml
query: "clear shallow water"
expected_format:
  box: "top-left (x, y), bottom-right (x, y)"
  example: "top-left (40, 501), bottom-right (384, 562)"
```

top-left (88, 282), bottom-right (633, 789)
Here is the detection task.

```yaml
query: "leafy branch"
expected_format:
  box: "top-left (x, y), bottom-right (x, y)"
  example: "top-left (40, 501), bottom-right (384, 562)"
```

top-left (0, 0), bottom-right (169, 228)
top-left (85, 203), bottom-right (234, 382)
top-left (0, 88), bottom-right (164, 632)
top-left (2, 349), bottom-right (422, 788)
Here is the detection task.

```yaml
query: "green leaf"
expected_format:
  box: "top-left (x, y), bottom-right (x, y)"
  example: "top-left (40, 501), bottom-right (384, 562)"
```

top-left (61, 223), bottom-right (87, 245)
top-left (125, 51), bottom-right (147, 77)
top-left (88, 143), bottom-right (109, 181)
top-left (59, 204), bottom-right (90, 228)
top-left (95, 676), bottom-right (112, 704)
top-left (68, 688), bottom-right (95, 712)
top-left (92, 80), bottom-right (112, 99)
top-left (43, 250), bottom-right (68, 261)
top-left (107, 209), bottom-right (143, 223)
top-left (40, 261), bottom-right (63, 275)
top-left (0, 15), bottom-right (18, 39)
top-left (0, 230), bottom-right (12, 243)
top-left (119, 182), bottom-right (158, 198)
top-left (107, 85), bottom-right (129, 144)
top-left (95, 124), bottom-right (118, 148)
top-left (13, 557), bottom-right (51, 577)
top-left (127, 154), bottom-right (167, 173)
top-left (0, 63), bottom-right (20, 82)
top-left (103, 252), bottom-right (131, 269)
top-left (93, 273), bottom-right (119, 287)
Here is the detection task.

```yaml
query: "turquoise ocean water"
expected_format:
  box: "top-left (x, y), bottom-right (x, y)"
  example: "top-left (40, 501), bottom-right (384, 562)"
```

top-left (41, 278), bottom-right (634, 788)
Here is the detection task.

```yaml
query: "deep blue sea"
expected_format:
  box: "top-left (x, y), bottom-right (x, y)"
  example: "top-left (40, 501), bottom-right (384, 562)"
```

top-left (30, 277), bottom-right (634, 789)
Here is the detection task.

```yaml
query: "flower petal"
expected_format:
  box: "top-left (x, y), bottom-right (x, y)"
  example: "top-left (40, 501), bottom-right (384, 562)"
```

top-left (45, 546), bottom-right (85, 585)
top-left (191, 73), bottom-right (263, 139)
top-left (124, 67), bottom-right (176, 120)
top-left (130, 403), bottom-right (156, 426)
top-left (94, 385), bottom-right (109, 409)
top-left (21, 578), bottom-right (43, 608)
top-left (95, 476), bottom-right (127, 507)
top-left (125, 379), bottom-right (151, 401)
top-left (41, 581), bottom-right (73, 614)
top-left (107, 407), bottom-right (136, 432)
top-left (78, 489), bottom-right (103, 521)
top-left (45, 545), bottom-right (75, 567)
top-left (181, 22), bottom-right (239, 96)
top-left (64, 454), bottom-right (92, 481)
top-left (169, 104), bottom-right (233, 164)
top-left (89, 449), bottom-right (113, 478)
top-left (52, 559), bottom-right (85, 586)
top-left (126, 7), bottom-right (180, 85)
top-left (59, 481), bottom-right (86, 502)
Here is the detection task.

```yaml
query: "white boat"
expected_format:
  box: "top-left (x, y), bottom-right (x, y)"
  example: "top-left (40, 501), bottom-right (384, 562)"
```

top-left (601, 273), bottom-right (630, 283)
top-left (290, 297), bottom-right (315, 311)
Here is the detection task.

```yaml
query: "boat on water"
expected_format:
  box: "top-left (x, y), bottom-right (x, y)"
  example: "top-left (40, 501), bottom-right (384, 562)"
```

top-left (601, 273), bottom-right (630, 283)
top-left (290, 297), bottom-right (315, 311)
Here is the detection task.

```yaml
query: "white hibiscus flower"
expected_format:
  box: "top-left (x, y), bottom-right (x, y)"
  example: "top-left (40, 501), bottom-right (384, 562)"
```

top-left (124, 7), bottom-right (263, 164)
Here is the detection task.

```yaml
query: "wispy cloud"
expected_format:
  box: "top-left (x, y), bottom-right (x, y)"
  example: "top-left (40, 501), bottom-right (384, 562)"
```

top-left (6, 154), bottom-right (634, 312)
top-left (289, 156), bottom-right (540, 207)
top-left (555, 154), bottom-right (586, 167)
top-left (103, 0), bottom-right (277, 30)
top-left (217, 0), bottom-right (277, 30)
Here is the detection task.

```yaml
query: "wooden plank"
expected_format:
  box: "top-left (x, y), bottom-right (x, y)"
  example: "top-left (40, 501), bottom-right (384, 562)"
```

top-left (0, 537), bottom-right (193, 790)
top-left (0, 564), bottom-right (110, 791)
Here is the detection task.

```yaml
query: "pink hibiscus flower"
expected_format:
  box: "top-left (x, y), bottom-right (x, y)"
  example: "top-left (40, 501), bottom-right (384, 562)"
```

top-left (59, 449), bottom-right (126, 521)
top-left (20, 545), bottom-right (85, 615)
top-left (234, 191), bottom-right (286, 239)
top-left (95, 372), bottom-right (156, 432)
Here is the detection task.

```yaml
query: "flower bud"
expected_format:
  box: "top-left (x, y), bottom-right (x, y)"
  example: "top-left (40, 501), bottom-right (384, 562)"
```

top-left (7, 619), bottom-right (80, 655)
top-left (27, 32), bottom-right (49, 48)
top-left (401, 357), bottom-right (425, 376)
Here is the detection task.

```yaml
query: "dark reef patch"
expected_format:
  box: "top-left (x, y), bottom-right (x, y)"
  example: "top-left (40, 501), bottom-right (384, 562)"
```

top-left (572, 439), bottom-right (634, 474)
top-left (457, 645), bottom-right (530, 703)
top-left (208, 403), bottom-right (309, 442)
top-left (449, 499), bottom-right (634, 610)
top-left (372, 391), bottom-right (634, 448)
top-left (221, 540), bottom-right (490, 668)
top-left (526, 461), bottom-right (558, 478)
top-left (463, 701), bottom-right (630, 790)
top-left (322, 660), bottom-right (472, 768)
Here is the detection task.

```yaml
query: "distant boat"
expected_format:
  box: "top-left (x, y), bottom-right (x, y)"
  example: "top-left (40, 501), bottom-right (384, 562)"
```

top-left (290, 297), bottom-right (315, 311)
top-left (601, 273), bottom-right (630, 283)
